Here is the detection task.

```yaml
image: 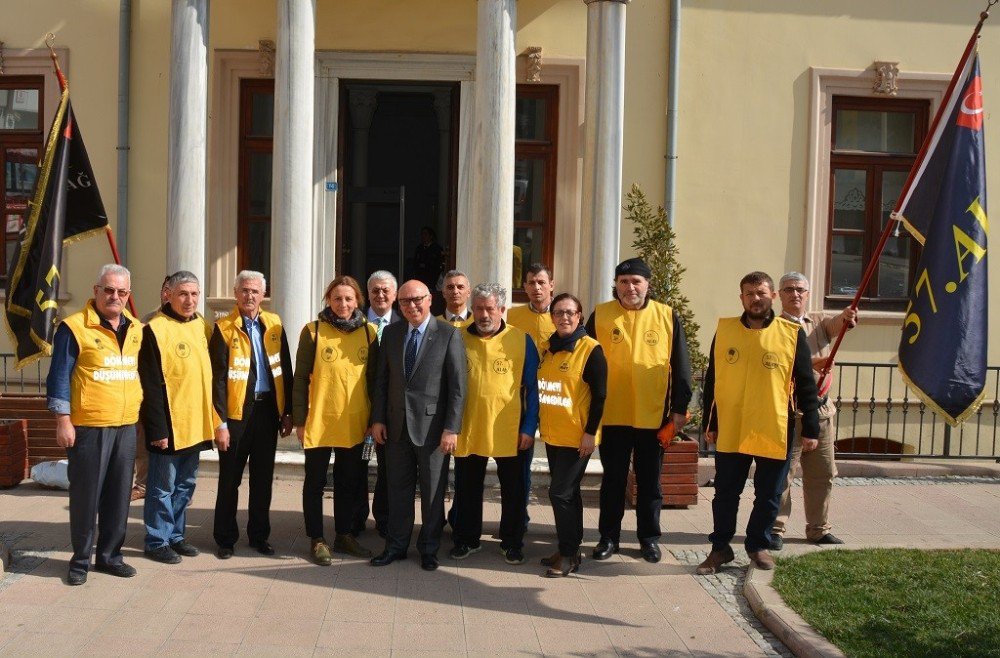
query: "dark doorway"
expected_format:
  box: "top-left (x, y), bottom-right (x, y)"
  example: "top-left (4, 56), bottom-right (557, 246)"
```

top-left (337, 81), bottom-right (459, 307)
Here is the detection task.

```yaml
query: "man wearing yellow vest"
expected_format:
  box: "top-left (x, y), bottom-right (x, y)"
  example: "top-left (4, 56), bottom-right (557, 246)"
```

top-left (48, 264), bottom-right (143, 586)
top-left (696, 271), bottom-right (820, 574)
top-left (586, 257), bottom-right (693, 563)
top-left (437, 269), bottom-right (473, 328)
top-left (209, 270), bottom-right (293, 559)
top-left (450, 283), bottom-right (539, 565)
top-left (138, 270), bottom-right (217, 564)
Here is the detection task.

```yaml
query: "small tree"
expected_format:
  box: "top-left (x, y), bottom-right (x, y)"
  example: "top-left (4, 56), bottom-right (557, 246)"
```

top-left (624, 184), bottom-right (708, 421)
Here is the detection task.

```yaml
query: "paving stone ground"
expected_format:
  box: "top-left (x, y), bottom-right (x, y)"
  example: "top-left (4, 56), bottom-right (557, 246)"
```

top-left (2, 473), bottom-right (999, 656)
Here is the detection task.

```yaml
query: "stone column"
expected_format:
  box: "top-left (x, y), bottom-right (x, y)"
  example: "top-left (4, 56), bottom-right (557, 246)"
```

top-left (470, 0), bottom-right (516, 289)
top-left (166, 0), bottom-right (209, 306)
top-left (271, 0), bottom-right (315, 354)
top-left (580, 0), bottom-right (629, 309)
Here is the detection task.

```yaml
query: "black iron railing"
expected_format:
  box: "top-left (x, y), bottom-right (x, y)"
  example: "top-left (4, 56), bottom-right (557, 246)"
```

top-left (0, 354), bottom-right (48, 394)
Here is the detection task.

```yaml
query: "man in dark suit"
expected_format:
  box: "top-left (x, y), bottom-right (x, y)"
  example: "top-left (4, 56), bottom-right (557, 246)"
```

top-left (370, 279), bottom-right (467, 571)
top-left (355, 270), bottom-right (404, 537)
top-left (209, 270), bottom-right (294, 559)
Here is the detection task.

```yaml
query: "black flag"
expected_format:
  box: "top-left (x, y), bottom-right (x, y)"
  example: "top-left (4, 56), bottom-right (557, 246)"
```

top-left (4, 89), bottom-right (108, 369)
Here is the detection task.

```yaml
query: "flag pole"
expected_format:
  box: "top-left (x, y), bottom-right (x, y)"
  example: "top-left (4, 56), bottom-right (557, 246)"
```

top-left (46, 33), bottom-right (139, 318)
top-left (816, 4), bottom-right (994, 388)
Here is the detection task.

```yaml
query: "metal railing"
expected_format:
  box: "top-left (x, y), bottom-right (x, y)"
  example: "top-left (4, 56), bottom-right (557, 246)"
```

top-left (0, 354), bottom-right (48, 394)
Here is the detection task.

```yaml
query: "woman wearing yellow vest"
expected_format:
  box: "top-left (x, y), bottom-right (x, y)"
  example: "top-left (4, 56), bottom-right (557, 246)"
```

top-left (292, 276), bottom-right (377, 565)
top-left (537, 293), bottom-right (607, 577)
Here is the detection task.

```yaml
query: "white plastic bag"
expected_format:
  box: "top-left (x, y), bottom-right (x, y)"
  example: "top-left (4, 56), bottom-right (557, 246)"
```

top-left (30, 459), bottom-right (70, 490)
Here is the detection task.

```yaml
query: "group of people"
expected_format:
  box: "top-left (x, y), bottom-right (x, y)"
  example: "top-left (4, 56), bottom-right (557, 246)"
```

top-left (47, 257), bottom-right (854, 586)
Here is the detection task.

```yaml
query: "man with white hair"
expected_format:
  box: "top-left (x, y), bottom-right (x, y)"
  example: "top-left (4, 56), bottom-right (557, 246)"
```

top-left (770, 272), bottom-right (856, 549)
top-left (210, 271), bottom-right (293, 559)
top-left (48, 264), bottom-right (143, 585)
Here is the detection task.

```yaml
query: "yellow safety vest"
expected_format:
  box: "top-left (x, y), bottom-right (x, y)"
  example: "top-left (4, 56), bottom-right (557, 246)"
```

top-left (215, 308), bottom-right (286, 420)
top-left (436, 312), bottom-right (472, 329)
top-left (712, 317), bottom-right (799, 459)
top-left (594, 299), bottom-right (674, 429)
top-left (147, 312), bottom-right (216, 450)
top-left (62, 302), bottom-right (143, 427)
top-left (507, 304), bottom-right (555, 356)
top-left (538, 336), bottom-right (602, 448)
top-left (457, 325), bottom-right (526, 458)
top-left (303, 321), bottom-right (375, 449)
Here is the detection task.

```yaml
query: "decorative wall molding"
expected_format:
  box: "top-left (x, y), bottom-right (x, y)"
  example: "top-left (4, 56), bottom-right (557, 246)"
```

top-left (524, 46), bottom-right (542, 83)
top-left (258, 39), bottom-right (275, 76)
top-left (873, 61), bottom-right (900, 96)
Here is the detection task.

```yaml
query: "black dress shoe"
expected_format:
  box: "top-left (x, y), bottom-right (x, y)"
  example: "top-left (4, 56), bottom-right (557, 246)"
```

top-left (370, 550), bottom-right (406, 567)
top-left (813, 533), bottom-right (845, 545)
top-left (66, 570), bottom-right (87, 586)
top-left (145, 546), bottom-right (182, 564)
top-left (94, 562), bottom-right (137, 578)
top-left (592, 538), bottom-right (619, 561)
top-left (169, 539), bottom-right (199, 557)
top-left (249, 540), bottom-right (275, 556)
top-left (421, 554), bottom-right (439, 571)
top-left (216, 546), bottom-right (234, 560)
top-left (769, 535), bottom-right (784, 551)
top-left (639, 541), bottom-right (662, 564)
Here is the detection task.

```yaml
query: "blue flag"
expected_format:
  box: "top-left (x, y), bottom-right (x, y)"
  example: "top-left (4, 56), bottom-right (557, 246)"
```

top-left (897, 53), bottom-right (988, 426)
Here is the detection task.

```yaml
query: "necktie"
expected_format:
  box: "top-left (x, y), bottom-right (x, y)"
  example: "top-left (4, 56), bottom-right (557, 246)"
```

top-left (376, 317), bottom-right (386, 343)
top-left (404, 328), bottom-right (418, 379)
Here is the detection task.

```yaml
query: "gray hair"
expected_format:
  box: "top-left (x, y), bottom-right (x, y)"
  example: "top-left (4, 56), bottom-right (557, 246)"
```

top-left (95, 264), bottom-right (131, 286)
top-left (442, 269), bottom-right (468, 282)
top-left (471, 282), bottom-right (507, 308)
top-left (367, 270), bottom-right (398, 290)
top-left (779, 272), bottom-right (809, 289)
top-left (167, 270), bottom-right (200, 290)
top-left (234, 269), bottom-right (266, 291)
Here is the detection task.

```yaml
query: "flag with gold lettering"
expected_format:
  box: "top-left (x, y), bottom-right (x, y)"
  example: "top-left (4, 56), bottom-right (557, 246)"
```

top-left (897, 52), bottom-right (988, 426)
top-left (3, 86), bottom-right (108, 369)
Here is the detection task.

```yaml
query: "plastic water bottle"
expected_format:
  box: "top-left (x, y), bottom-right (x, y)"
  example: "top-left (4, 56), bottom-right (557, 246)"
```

top-left (361, 434), bottom-right (375, 461)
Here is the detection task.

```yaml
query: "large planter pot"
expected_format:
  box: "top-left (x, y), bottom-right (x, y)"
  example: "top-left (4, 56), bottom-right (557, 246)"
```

top-left (626, 435), bottom-right (699, 508)
top-left (0, 419), bottom-right (29, 488)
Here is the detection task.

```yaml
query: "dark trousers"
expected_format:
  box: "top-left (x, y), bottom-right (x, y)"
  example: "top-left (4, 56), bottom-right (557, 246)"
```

top-left (518, 446), bottom-right (533, 527)
top-left (453, 454), bottom-right (525, 551)
top-left (66, 425), bottom-right (136, 574)
top-left (598, 426), bottom-right (664, 543)
top-left (353, 441), bottom-right (387, 535)
top-left (213, 398), bottom-right (278, 548)
top-left (384, 427), bottom-right (450, 557)
top-left (545, 444), bottom-right (591, 557)
top-left (303, 443), bottom-right (367, 538)
top-left (709, 425), bottom-right (794, 553)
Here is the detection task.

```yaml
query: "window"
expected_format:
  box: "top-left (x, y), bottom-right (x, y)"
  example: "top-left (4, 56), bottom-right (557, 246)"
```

top-left (237, 78), bottom-right (274, 288)
top-left (0, 76), bottom-right (45, 286)
top-left (513, 84), bottom-right (558, 300)
top-left (826, 96), bottom-right (929, 310)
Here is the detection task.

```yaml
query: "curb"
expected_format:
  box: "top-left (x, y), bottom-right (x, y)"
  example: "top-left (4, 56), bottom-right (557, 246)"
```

top-left (0, 538), bottom-right (10, 575)
top-left (744, 565), bottom-right (846, 658)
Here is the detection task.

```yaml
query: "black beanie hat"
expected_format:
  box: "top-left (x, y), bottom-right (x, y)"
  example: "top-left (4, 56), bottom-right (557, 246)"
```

top-left (614, 257), bottom-right (651, 279)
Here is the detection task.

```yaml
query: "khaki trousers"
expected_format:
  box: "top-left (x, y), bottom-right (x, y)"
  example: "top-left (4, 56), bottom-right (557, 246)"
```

top-left (772, 416), bottom-right (836, 541)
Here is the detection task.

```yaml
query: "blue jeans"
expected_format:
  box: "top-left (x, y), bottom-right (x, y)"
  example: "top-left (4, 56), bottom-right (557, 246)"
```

top-left (144, 451), bottom-right (200, 551)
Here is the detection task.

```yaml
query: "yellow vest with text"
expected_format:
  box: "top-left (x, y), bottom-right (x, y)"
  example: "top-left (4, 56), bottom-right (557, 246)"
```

top-left (457, 325), bottom-right (526, 458)
top-left (712, 317), bottom-right (799, 459)
top-left (437, 312), bottom-right (472, 329)
top-left (507, 304), bottom-right (555, 356)
top-left (147, 313), bottom-right (215, 450)
top-left (303, 321), bottom-right (375, 449)
top-left (537, 336), bottom-right (602, 448)
top-left (62, 303), bottom-right (143, 427)
top-left (594, 299), bottom-right (674, 429)
top-left (215, 308), bottom-right (286, 420)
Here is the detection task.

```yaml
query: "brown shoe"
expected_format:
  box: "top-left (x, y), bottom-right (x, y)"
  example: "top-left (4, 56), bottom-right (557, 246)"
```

top-left (695, 546), bottom-right (735, 575)
top-left (130, 486), bottom-right (145, 502)
top-left (747, 549), bottom-right (775, 570)
top-left (332, 533), bottom-right (373, 559)
top-left (311, 538), bottom-right (333, 566)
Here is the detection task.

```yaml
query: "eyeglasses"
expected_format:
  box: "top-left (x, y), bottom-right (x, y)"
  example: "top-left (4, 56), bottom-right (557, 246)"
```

top-left (552, 310), bottom-right (579, 318)
top-left (398, 295), bottom-right (428, 307)
top-left (369, 287), bottom-right (393, 297)
top-left (780, 287), bottom-right (809, 295)
top-left (100, 286), bottom-right (130, 297)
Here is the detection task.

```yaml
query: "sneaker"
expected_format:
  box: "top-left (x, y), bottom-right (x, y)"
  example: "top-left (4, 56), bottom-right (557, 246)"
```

top-left (812, 533), bottom-right (845, 545)
top-left (448, 543), bottom-right (482, 560)
top-left (170, 539), bottom-right (199, 557)
top-left (332, 534), bottom-right (373, 558)
top-left (747, 549), bottom-right (776, 570)
top-left (501, 547), bottom-right (525, 565)
top-left (695, 546), bottom-right (735, 575)
top-left (94, 562), bottom-right (137, 578)
top-left (145, 545), bottom-right (182, 564)
top-left (66, 570), bottom-right (88, 586)
top-left (311, 538), bottom-right (333, 566)
top-left (769, 534), bottom-right (784, 551)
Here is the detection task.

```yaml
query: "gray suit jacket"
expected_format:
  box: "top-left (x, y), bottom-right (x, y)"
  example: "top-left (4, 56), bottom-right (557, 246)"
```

top-left (371, 317), bottom-right (466, 446)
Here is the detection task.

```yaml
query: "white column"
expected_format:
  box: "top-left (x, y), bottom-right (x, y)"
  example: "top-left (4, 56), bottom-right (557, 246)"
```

top-left (272, 0), bottom-right (315, 354)
top-left (470, 0), bottom-right (516, 289)
top-left (580, 0), bottom-right (629, 310)
top-left (166, 0), bottom-right (209, 305)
